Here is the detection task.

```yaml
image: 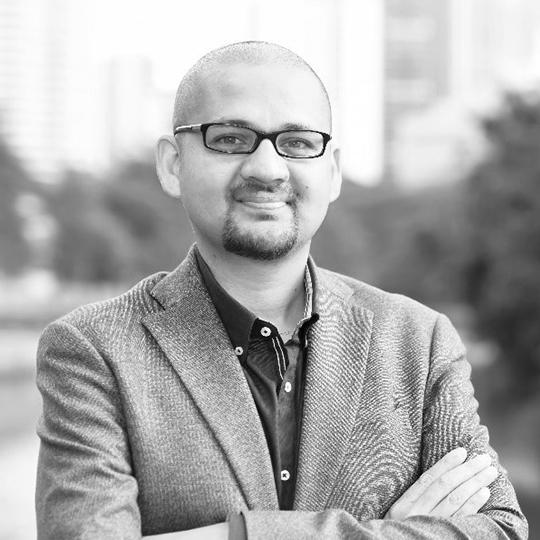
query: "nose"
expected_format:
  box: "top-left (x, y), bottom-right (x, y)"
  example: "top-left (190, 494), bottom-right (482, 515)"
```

top-left (239, 138), bottom-right (290, 184)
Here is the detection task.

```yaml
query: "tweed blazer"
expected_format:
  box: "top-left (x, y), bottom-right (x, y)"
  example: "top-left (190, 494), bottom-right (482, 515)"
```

top-left (36, 247), bottom-right (527, 539)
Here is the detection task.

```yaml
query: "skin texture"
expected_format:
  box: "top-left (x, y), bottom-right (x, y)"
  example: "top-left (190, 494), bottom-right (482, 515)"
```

top-left (385, 447), bottom-right (497, 520)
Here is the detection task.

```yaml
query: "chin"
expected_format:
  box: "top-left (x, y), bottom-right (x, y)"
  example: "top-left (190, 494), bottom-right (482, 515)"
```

top-left (222, 224), bottom-right (298, 261)
top-left (221, 202), bottom-right (304, 260)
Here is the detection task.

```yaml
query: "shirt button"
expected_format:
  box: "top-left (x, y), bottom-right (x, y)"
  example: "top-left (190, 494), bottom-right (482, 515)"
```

top-left (284, 381), bottom-right (292, 393)
top-left (281, 469), bottom-right (290, 481)
top-left (234, 346), bottom-right (243, 356)
top-left (260, 326), bottom-right (271, 337)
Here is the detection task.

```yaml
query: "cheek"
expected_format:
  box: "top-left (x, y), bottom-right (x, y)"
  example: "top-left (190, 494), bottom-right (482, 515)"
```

top-left (295, 164), bottom-right (335, 208)
top-left (182, 187), bottom-right (226, 226)
top-left (178, 176), bottom-right (227, 233)
top-left (179, 159), bottom-right (236, 216)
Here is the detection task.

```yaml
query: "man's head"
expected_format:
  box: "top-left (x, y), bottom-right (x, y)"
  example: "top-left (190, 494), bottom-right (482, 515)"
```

top-left (156, 41), bottom-right (341, 262)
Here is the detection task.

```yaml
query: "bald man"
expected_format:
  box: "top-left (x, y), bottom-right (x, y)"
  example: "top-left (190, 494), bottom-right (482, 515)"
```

top-left (36, 42), bottom-right (527, 539)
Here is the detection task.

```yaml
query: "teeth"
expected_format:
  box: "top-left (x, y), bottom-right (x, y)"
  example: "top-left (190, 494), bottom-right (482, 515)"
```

top-left (242, 201), bottom-right (286, 209)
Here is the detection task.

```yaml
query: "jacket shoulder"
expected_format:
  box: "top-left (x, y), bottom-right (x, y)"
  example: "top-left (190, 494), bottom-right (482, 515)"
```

top-left (318, 267), bottom-right (440, 328)
top-left (51, 271), bottom-right (169, 335)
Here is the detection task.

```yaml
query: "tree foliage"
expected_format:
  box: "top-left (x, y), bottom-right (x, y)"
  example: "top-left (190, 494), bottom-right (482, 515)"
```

top-left (313, 180), bottom-right (466, 305)
top-left (462, 92), bottom-right (540, 392)
top-left (47, 161), bottom-right (193, 283)
top-left (0, 138), bottom-right (33, 274)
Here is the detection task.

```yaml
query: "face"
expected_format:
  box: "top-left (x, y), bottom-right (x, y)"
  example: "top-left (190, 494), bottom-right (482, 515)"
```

top-left (171, 63), bottom-right (341, 261)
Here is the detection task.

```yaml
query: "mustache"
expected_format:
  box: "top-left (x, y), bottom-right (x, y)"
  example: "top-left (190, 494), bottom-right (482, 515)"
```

top-left (231, 180), bottom-right (296, 201)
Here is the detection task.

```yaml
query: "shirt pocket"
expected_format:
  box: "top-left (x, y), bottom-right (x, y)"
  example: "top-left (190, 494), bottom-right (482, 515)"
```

top-left (329, 406), bottom-right (421, 520)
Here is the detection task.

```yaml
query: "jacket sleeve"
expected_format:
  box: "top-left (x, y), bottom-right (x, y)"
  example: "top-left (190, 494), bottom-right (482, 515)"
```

top-left (238, 314), bottom-right (528, 539)
top-left (36, 319), bottom-right (141, 540)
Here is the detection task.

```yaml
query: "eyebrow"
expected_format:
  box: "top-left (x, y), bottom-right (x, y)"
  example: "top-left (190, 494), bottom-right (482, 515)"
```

top-left (213, 118), bottom-right (315, 131)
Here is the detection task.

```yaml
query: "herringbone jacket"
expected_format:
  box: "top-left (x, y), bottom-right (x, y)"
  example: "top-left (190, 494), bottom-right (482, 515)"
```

top-left (36, 247), bottom-right (527, 539)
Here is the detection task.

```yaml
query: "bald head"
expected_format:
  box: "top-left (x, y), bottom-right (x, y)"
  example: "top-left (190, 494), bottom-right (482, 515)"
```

top-left (172, 41), bottom-right (332, 130)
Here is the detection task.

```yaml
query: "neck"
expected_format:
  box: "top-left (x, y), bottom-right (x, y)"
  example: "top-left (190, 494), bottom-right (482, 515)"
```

top-left (196, 240), bottom-right (309, 333)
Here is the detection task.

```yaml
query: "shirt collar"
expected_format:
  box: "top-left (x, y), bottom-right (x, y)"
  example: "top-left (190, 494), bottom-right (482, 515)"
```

top-left (194, 246), bottom-right (317, 358)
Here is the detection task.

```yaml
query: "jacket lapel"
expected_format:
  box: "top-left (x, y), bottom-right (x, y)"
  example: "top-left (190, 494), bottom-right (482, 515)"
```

top-left (294, 263), bottom-right (374, 511)
top-left (142, 248), bottom-right (278, 510)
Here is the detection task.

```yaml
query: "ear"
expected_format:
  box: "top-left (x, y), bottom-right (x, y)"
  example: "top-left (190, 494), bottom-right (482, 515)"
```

top-left (328, 144), bottom-right (342, 203)
top-left (155, 135), bottom-right (182, 198)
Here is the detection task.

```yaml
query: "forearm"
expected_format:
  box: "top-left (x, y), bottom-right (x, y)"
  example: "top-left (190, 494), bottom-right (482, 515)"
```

top-left (143, 522), bottom-right (229, 539)
top-left (241, 509), bottom-right (527, 540)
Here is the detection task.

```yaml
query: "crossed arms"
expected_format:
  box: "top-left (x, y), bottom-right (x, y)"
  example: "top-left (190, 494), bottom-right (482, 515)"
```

top-left (35, 315), bottom-right (528, 539)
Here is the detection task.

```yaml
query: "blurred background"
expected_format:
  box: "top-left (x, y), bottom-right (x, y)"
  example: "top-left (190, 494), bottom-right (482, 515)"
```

top-left (1, 0), bottom-right (540, 537)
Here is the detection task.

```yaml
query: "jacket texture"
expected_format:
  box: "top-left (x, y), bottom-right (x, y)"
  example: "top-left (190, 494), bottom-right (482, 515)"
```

top-left (36, 246), bottom-right (528, 539)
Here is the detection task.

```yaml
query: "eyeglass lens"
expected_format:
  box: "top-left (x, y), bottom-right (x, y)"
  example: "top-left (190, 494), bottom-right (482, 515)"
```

top-left (204, 124), bottom-right (324, 157)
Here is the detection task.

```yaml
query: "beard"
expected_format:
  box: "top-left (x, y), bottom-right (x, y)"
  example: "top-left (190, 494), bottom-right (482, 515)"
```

top-left (222, 181), bottom-right (299, 261)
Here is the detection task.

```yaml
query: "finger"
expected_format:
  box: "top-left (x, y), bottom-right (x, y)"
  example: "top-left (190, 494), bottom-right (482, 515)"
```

top-left (411, 453), bottom-right (492, 514)
top-left (453, 486), bottom-right (491, 517)
top-left (430, 465), bottom-right (498, 517)
top-left (398, 447), bottom-right (468, 506)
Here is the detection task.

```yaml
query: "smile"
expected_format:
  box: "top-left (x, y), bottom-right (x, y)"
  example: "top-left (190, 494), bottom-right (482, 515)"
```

top-left (240, 200), bottom-right (288, 210)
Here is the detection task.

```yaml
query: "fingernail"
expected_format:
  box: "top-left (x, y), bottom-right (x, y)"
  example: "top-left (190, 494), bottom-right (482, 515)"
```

top-left (452, 447), bottom-right (467, 458)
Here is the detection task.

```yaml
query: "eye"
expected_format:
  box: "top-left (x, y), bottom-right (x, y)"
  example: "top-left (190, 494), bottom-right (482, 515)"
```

top-left (213, 135), bottom-right (245, 146)
top-left (280, 137), bottom-right (316, 150)
top-left (205, 125), bottom-right (255, 152)
top-left (284, 139), bottom-right (307, 148)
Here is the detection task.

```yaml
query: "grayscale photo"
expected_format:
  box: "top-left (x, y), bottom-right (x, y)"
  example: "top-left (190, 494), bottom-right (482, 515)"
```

top-left (0, 0), bottom-right (538, 538)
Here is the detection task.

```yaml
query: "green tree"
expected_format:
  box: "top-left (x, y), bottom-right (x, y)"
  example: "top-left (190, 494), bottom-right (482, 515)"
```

top-left (462, 92), bottom-right (540, 394)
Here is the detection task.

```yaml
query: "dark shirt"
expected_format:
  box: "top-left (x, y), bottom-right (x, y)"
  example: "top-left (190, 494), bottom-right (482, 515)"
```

top-left (194, 247), bottom-right (318, 511)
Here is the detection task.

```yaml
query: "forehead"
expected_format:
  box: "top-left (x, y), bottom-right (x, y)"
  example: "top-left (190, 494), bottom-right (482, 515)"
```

top-left (192, 63), bottom-right (331, 132)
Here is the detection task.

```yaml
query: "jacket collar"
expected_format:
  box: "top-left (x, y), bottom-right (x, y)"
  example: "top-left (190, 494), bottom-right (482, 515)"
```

top-left (143, 246), bottom-right (278, 510)
top-left (295, 258), bottom-right (374, 510)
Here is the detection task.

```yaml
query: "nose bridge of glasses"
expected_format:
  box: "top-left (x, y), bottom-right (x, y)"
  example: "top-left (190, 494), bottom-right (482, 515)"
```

top-left (248, 130), bottom-right (281, 156)
top-left (241, 132), bottom-right (290, 181)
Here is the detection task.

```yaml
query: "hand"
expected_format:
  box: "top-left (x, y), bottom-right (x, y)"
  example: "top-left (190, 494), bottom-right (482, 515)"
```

top-left (385, 447), bottom-right (498, 520)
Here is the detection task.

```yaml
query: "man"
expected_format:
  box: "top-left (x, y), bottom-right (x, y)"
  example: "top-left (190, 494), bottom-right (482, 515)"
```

top-left (36, 41), bottom-right (527, 539)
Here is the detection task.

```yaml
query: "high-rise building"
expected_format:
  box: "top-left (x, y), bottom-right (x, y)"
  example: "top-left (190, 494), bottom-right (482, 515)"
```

top-left (384, 0), bottom-right (540, 189)
top-left (0, 0), bottom-right (109, 180)
top-left (450, 0), bottom-right (540, 104)
top-left (0, 0), bottom-right (72, 180)
top-left (383, 0), bottom-right (452, 182)
top-left (105, 56), bottom-right (173, 164)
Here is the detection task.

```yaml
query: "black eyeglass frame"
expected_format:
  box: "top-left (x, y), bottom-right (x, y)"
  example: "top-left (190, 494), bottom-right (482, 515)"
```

top-left (173, 122), bottom-right (332, 159)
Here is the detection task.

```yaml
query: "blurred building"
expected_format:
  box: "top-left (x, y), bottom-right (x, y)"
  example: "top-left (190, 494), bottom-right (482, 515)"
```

top-left (384, 0), bottom-right (451, 173)
top-left (385, 0), bottom-right (540, 189)
top-left (0, 0), bottom-right (73, 181)
top-left (0, 0), bottom-right (386, 184)
top-left (2, 0), bottom-right (540, 186)
top-left (450, 0), bottom-right (540, 103)
top-left (106, 56), bottom-right (172, 164)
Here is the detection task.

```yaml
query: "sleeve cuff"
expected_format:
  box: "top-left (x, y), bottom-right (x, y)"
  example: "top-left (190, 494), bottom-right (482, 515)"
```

top-left (228, 512), bottom-right (247, 540)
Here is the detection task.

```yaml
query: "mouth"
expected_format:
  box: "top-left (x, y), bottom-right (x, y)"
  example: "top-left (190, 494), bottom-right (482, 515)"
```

top-left (235, 191), bottom-right (291, 211)
top-left (239, 200), bottom-right (288, 210)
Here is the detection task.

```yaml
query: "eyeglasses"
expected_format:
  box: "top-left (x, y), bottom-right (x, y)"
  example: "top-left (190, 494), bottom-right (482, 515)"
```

top-left (173, 123), bottom-right (331, 159)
